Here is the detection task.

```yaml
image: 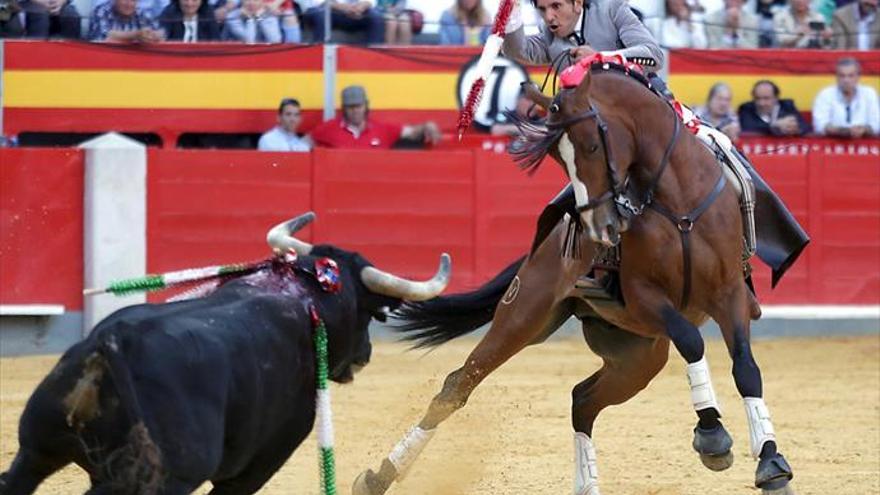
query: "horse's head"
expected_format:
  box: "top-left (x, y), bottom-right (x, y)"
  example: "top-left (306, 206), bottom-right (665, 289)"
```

top-left (520, 75), bottom-right (627, 247)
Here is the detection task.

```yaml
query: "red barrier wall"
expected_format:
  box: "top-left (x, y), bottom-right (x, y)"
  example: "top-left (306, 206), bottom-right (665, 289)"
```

top-left (1, 146), bottom-right (877, 310)
top-left (0, 148), bottom-right (84, 310)
top-left (146, 148), bottom-right (564, 291)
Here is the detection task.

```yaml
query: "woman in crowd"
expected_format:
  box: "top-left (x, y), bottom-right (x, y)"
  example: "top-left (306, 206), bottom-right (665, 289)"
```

top-left (695, 82), bottom-right (741, 141)
top-left (655, 0), bottom-right (707, 48)
top-left (223, 0), bottom-right (281, 43)
top-left (439, 0), bottom-right (489, 46)
top-left (159, 0), bottom-right (220, 41)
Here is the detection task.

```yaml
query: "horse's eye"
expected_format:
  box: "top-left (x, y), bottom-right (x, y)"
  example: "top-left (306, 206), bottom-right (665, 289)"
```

top-left (588, 144), bottom-right (599, 153)
top-left (549, 103), bottom-right (560, 113)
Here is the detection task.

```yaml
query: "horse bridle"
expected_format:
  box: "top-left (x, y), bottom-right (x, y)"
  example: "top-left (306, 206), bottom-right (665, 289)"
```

top-left (545, 100), bottom-right (682, 217)
top-left (546, 96), bottom-right (733, 310)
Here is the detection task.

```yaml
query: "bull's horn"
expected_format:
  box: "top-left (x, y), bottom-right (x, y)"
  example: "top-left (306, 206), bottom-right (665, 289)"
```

top-left (360, 253), bottom-right (451, 301)
top-left (266, 212), bottom-right (315, 255)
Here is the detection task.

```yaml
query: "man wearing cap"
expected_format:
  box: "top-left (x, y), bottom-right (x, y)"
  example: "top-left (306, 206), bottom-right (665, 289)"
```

top-left (258, 98), bottom-right (313, 152)
top-left (311, 85), bottom-right (442, 149)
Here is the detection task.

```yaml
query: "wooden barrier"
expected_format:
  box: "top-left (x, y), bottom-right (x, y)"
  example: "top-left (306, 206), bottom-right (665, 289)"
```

top-left (1, 146), bottom-right (876, 310)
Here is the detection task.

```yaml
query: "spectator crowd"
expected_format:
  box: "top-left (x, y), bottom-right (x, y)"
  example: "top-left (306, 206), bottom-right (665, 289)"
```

top-left (1, 0), bottom-right (877, 49)
top-left (1, 0), bottom-right (876, 148)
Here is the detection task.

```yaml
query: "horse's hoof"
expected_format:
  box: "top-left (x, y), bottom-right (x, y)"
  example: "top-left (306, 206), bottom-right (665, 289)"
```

top-left (692, 424), bottom-right (733, 471)
top-left (756, 452), bottom-right (794, 492)
top-left (699, 450), bottom-right (734, 471)
top-left (352, 469), bottom-right (388, 495)
top-left (762, 483), bottom-right (796, 495)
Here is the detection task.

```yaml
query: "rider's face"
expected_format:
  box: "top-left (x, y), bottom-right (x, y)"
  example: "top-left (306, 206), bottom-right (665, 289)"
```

top-left (534, 0), bottom-right (583, 37)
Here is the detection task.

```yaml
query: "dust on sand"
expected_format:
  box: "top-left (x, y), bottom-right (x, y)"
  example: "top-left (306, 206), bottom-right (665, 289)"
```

top-left (1, 336), bottom-right (878, 495)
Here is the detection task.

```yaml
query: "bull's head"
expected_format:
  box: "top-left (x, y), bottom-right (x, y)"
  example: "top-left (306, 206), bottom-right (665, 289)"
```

top-left (266, 212), bottom-right (451, 383)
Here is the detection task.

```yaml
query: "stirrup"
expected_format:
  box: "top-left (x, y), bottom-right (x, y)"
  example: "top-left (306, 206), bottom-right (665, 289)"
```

top-left (575, 274), bottom-right (616, 302)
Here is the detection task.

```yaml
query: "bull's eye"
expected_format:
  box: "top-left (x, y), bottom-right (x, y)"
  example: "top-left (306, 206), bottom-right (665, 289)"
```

top-left (549, 103), bottom-right (560, 113)
top-left (588, 144), bottom-right (599, 153)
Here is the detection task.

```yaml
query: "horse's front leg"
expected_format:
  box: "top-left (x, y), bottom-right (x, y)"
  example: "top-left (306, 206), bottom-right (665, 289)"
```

top-left (352, 258), bottom-right (579, 495)
top-left (626, 285), bottom-right (735, 473)
top-left (711, 283), bottom-right (795, 495)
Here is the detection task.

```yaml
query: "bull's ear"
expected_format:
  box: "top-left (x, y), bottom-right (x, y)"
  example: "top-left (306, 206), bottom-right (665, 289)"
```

top-left (522, 81), bottom-right (552, 110)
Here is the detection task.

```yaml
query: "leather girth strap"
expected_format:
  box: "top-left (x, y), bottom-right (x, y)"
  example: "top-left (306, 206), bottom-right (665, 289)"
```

top-left (649, 172), bottom-right (727, 310)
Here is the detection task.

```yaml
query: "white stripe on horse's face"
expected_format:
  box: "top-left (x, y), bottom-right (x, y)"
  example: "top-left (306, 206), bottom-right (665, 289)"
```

top-left (558, 132), bottom-right (595, 232)
top-left (559, 133), bottom-right (589, 207)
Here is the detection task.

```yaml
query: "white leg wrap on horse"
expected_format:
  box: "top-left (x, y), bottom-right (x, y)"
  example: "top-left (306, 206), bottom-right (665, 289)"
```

top-left (686, 356), bottom-right (722, 414)
top-left (744, 397), bottom-right (776, 459)
top-left (574, 432), bottom-right (601, 495)
top-left (387, 426), bottom-right (435, 480)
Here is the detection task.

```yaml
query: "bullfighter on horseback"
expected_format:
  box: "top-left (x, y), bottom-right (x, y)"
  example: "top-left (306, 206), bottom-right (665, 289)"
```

top-left (353, 2), bottom-right (809, 495)
top-left (503, 0), bottom-right (669, 98)
top-left (503, 0), bottom-right (805, 288)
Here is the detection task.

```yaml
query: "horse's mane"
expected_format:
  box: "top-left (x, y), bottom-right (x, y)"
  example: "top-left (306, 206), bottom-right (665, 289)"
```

top-left (507, 68), bottom-right (653, 174)
top-left (506, 109), bottom-right (565, 174)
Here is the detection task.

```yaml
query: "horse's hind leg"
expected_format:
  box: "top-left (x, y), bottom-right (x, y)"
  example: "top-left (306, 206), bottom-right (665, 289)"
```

top-left (711, 284), bottom-right (795, 494)
top-left (354, 260), bottom-right (579, 495)
top-left (570, 321), bottom-right (669, 495)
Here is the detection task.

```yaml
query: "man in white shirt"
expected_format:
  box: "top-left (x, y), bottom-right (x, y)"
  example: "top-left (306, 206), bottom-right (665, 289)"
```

top-left (258, 98), bottom-right (313, 152)
top-left (812, 57), bottom-right (880, 139)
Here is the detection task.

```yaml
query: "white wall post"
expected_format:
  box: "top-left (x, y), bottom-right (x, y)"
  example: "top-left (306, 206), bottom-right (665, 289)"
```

top-left (79, 133), bottom-right (147, 335)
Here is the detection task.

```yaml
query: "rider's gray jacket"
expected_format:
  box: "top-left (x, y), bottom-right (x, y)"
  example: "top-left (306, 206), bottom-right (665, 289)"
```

top-left (502, 0), bottom-right (664, 72)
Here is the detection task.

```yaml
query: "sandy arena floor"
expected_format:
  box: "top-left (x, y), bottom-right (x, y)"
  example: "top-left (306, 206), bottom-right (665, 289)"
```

top-left (1, 335), bottom-right (878, 495)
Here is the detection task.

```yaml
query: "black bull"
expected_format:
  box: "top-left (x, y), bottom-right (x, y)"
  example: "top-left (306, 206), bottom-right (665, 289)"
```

top-left (0, 214), bottom-right (450, 494)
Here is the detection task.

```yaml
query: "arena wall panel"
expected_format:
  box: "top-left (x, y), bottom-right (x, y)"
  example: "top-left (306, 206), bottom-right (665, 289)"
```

top-left (1, 146), bottom-right (877, 312)
top-left (0, 148), bottom-right (84, 310)
top-left (146, 149), bottom-right (314, 271)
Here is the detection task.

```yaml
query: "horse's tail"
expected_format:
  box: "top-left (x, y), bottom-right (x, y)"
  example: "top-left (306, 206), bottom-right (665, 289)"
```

top-left (392, 256), bottom-right (525, 348)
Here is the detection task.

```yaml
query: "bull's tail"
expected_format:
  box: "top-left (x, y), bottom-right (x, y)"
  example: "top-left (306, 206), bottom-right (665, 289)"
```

top-left (65, 337), bottom-right (163, 494)
top-left (392, 256), bottom-right (525, 348)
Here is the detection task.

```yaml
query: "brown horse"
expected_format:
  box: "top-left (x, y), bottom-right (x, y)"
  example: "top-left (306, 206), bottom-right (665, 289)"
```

top-left (353, 66), bottom-right (796, 495)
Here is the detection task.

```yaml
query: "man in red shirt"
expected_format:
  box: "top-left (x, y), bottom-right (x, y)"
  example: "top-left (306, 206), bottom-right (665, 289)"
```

top-left (311, 85), bottom-right (442, 149)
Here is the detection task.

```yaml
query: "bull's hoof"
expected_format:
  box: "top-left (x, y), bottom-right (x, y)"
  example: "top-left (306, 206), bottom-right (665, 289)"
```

top-left (352, 469), bottom-right (389, 495)
top-left (756, 452), bottom-right (794, 493)
top-left (692, 424), bottom-right (734, 471)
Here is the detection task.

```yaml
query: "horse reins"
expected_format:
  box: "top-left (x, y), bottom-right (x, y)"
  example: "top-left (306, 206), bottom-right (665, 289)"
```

top-left (549, 92), bottom-right (727, 309)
